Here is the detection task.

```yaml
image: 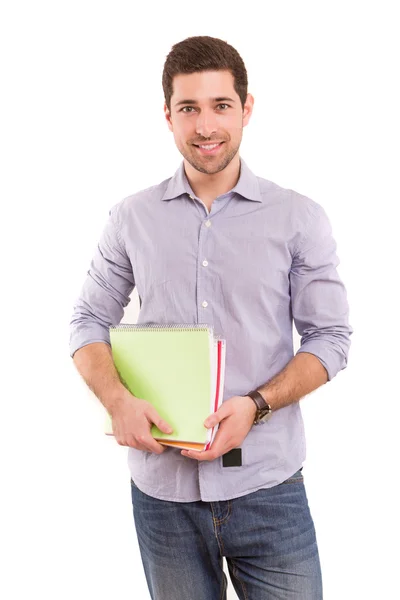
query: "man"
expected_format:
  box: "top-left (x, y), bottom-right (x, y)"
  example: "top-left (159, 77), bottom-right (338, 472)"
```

top-left (70, 35), bottom-right (352, 599)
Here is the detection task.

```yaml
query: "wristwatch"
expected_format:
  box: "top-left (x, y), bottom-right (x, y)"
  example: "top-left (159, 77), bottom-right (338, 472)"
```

top-left (246, 389), bottom-right (273, 424)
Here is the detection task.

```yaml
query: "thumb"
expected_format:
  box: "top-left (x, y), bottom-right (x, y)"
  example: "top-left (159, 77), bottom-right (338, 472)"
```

top-left (148, 408), bottom-right (173, 434)
top-left (204, 404), bottom-right (229, 428)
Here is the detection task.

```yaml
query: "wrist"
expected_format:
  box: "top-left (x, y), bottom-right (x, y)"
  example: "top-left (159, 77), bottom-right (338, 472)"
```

top-left (244, 395), bottom-right (258, 418)
top-left (103, 384), bottom-right (137, 416)
top-left (246, 389), bottom-right (273, 424)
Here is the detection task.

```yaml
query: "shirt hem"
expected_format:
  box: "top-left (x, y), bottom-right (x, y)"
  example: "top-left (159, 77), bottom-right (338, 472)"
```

top-left (131, 478), bottom-right (202, 503)
top-left (130, 462), bottom-right (304, 503)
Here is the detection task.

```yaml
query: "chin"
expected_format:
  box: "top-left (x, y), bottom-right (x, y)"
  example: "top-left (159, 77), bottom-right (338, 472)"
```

top-left (181, 146), bottom-right (237, 175)
top-left (188, 159), bottom-right (227, 175)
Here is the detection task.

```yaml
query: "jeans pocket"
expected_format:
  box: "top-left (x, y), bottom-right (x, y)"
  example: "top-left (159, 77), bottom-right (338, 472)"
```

top-left (281, 468), bottom-right (304, 484)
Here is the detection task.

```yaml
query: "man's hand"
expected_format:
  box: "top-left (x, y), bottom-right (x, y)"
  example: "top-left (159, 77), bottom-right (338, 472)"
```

top-left (110, 393), bottom-right (173, 454)
top-left (181, 395), bottom-right (257, 462)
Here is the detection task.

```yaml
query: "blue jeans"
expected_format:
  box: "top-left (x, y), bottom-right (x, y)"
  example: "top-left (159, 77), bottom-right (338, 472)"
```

top-left (130, 469), bottom-right (323, 599)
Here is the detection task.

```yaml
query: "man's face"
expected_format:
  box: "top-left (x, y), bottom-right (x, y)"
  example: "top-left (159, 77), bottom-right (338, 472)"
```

top-left (165, 70), bottom-right (253, 175)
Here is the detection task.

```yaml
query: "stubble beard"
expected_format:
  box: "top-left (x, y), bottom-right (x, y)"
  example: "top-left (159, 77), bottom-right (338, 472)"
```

top-left (181, 138), bottom-right (242, 175)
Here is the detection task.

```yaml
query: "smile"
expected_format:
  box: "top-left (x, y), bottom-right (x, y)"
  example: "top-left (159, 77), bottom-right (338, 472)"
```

top-left (193, 142), bottom-right (224, 155)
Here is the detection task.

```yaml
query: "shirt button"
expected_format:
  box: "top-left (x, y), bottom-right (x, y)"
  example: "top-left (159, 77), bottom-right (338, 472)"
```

top-left (189, 195), bottom-right (194, 200)
top-left (202, 260), bottom-right (208, 267)
top-left (205, 220), bottom-right (211, 227)
top-left (202, 301), bottom-right (208, 308)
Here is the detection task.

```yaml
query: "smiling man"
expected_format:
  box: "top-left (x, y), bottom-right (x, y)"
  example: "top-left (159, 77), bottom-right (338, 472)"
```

top-left (168, 69), bottom-right (247, 189)
top-left (70, 36), bottom-right (352, 600)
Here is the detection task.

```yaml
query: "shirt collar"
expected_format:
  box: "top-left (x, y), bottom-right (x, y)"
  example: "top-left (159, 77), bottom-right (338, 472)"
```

top-left (161, 157), bottom-right (262, 203)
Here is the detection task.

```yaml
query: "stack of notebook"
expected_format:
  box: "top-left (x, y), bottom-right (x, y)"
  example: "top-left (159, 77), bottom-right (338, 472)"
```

top-left (105, 324), bottom-right (226, 451)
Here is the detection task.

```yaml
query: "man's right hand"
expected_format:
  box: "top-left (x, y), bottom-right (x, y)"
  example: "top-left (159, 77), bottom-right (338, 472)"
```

top-left (110, 393), bottom-right (173, 454)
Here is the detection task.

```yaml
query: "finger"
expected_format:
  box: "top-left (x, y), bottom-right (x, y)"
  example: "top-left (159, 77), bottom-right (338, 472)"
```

top-left (147, 408), bottom-right (173, 434)
top-left (204, 403), bottom-right (230, 428)
top-left (116, 433), bottom-right (150, 452)
top-left (135, 433), bottom-right (166, 454)
top-left (181, 449), bottom-right (215, 461)
top-left (116, 432), bottom-right (138, 447)
top-left (181, 433), bottom-right (229, 461)
top-left (195, 424), bottom-right (235, 459)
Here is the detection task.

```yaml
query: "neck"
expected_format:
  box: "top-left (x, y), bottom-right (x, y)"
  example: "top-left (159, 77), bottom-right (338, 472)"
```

top-left (184, 154), bottom-right (241, 203)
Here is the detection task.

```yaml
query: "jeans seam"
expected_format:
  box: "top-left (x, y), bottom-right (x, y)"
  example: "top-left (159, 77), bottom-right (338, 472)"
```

top-left (282, 477), bottom-right (303, 484)
top-left (230, 558), bottom-right (249, 600)
top-left (210, 503), bottom-right (225, 557)
top-left (213, 500), bottom-right (232, 526)
top-left (219, 567), bottom-right (227, 600)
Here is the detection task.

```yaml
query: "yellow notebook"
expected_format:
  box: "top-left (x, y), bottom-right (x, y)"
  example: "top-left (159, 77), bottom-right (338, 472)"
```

top-left (105, 324), bottom-right (226, 451)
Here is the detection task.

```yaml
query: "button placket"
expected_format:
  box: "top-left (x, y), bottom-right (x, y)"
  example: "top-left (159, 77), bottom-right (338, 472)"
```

top-left (197, 216), bottom-right (213, 320)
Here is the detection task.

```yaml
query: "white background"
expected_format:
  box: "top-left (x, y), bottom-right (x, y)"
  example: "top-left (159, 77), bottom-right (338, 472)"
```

top-left (1, 1), bottom-right (399, 599)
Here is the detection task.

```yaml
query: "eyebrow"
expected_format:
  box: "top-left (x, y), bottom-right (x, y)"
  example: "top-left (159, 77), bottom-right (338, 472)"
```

top-left (174, 96), bottom-right (236, 107)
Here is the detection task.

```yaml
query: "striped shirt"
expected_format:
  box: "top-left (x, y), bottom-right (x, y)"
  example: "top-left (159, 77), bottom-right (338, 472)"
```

top-left (70, 157), bottom-right (352, 502)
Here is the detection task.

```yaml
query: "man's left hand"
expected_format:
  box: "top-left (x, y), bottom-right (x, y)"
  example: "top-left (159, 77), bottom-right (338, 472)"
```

top-left (181, 395), bottom-right (257, 462)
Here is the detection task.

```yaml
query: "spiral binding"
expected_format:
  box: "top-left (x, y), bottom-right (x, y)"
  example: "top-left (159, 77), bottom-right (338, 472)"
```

top-left (109, 323), bottom-right (212, 333)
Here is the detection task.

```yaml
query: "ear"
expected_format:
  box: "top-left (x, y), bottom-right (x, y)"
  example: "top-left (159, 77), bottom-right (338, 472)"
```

top-left (242, 93), bottom-right (254, 127)
top-left (164, 103), bottom-right (173, 132)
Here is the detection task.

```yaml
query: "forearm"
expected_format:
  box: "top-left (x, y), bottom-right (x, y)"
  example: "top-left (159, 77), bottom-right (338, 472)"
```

top-left (72, 342), bottom-right (131, 415)
top-left (257, 352), bottom-right (328, 411)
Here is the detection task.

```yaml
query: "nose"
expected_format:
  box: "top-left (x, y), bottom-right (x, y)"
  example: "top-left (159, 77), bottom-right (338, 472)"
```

top-left (195, 109), bottom-right (218, 139)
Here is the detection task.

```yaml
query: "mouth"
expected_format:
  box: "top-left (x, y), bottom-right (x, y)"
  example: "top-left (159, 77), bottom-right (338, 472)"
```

top-left (193, 141), bottom-right (225, 155)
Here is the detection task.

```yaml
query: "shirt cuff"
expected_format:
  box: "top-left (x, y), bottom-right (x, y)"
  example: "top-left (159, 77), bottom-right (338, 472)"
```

top-left (296, 340), bottom-right (348, 381)
top-left (70, 324), bottom-right (111, 358)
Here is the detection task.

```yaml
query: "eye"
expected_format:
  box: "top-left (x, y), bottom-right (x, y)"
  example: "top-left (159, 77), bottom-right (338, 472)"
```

top-left (180, 104), bottom-right (231, 113)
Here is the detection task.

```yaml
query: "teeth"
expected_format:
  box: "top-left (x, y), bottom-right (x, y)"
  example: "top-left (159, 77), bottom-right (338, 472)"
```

top-left (198, 143), bottom-right (220, 150)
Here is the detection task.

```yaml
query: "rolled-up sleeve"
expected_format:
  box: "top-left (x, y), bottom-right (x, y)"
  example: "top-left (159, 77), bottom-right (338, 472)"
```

top-left (69, 203), bottom-right (135, 358)
top-left (290, 203), bottom-right (353, 380)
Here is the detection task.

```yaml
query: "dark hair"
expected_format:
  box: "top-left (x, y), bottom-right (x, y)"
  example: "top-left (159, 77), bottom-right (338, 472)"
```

top-left (162, 36), bottom-right (248, 112)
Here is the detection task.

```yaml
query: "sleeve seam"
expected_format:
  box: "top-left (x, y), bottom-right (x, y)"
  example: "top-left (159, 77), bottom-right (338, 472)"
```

top-left (293, 202), bottom-right (322, 257)
top-left (111, 203), bottom-right (125, 253)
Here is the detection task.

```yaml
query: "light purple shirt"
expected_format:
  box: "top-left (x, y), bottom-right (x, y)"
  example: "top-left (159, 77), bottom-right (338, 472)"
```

top-left (70, 157), bottom-right (352, 502)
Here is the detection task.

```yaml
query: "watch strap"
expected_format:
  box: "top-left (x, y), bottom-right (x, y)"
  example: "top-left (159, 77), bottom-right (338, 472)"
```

top-left (247, 389), bottom-right (268, 411)
top-left (247, 389), bottom-right (272, 424)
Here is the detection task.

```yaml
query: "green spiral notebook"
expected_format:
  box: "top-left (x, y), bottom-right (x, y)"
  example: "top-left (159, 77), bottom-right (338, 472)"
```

top-left (105, 323), bottom-right (226, 451)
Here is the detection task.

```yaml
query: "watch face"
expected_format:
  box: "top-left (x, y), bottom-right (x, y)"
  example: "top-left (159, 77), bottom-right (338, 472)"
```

top-left (257, 407), bottom-right (272, 423)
